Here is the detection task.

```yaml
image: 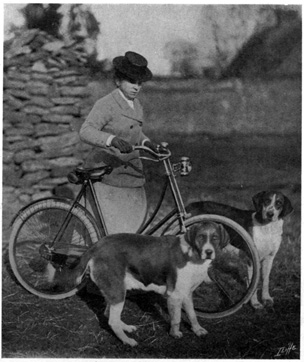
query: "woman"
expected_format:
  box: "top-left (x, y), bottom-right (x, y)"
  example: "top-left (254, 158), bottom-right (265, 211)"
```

top-left (79, 51), bottom-right (157, 234)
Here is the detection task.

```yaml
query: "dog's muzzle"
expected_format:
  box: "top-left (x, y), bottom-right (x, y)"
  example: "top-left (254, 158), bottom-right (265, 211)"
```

top-left (266, 211), bottom-right (274, 220)
top-left (204, 249), bottom-right (214, 260)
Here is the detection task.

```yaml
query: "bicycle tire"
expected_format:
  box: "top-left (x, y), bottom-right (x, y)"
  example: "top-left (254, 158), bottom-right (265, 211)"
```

top-left (170, 214), bottom-right (260, 319)
top-left (9, 198), bottom-right (102, 300)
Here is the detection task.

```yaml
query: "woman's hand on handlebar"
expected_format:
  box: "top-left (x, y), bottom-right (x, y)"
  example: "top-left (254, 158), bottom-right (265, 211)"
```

top-left (111, 137), bottom-right (133, 153)
top-left (111, 137), bottom-right (169, 160)
top-left (143, 140), bottom-right (159, 153)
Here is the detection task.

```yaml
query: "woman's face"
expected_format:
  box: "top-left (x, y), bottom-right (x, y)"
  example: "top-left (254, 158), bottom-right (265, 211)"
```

top-left (116, 78), bottom-right (142, 100)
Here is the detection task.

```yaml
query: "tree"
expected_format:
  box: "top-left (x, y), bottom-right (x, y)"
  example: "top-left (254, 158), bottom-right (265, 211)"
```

top-left (59, 4), bottom-right (99, 44)
top-left (59, 4), bottom-right (100, 56)
top-left (22, 4), bottom-right (62, 37)
top-left (164, 39), bottom-right (200, 78)
top-left (220, 7), bottom-right (302, 78)
top-left (204, 5), bottom-right (280, 77)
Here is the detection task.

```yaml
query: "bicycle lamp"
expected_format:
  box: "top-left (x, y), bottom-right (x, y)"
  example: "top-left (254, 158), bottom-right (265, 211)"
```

top-left (180, 157), bottom-right (192, 176)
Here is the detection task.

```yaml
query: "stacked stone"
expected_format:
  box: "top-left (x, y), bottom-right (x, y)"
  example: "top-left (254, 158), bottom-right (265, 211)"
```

top-left (3, 29), bottom-right (93, 204)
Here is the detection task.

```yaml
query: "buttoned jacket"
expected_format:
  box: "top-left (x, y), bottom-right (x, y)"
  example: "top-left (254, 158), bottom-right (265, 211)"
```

top-left (79, 88), bottom-right (148, 187)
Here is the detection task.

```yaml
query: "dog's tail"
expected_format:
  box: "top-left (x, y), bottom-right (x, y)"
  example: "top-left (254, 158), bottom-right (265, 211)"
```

top-left (50, 246), bottom-right (96, 289)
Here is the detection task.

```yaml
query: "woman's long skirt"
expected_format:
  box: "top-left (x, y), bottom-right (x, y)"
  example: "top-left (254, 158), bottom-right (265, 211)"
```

top-left (85, 182), bottom-right (148, 235)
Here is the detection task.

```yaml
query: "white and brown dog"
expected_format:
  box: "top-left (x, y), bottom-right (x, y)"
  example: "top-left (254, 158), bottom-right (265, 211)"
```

top-left (186, 191), bottom-right (293, 310)
top-left (56, 222), bottom-right (229, 346)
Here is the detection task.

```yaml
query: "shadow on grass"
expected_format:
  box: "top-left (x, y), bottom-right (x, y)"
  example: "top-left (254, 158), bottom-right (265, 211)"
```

top-left (77, 282), bottom-right (170, 338)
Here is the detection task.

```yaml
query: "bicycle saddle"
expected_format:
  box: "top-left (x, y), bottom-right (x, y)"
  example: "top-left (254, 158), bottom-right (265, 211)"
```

top-left (67, 165), bottom-right (113, 184)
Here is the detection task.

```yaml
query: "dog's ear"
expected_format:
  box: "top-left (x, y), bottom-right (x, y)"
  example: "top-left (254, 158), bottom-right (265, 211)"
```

top-left (184, 224), bottom-right (202, 257)
top-left (185, 224), bottom-right (199, 245)
top-left (280, 195), bottom-right (294, 218)
top-left (217, 223), bottom-right (230, 249)
top-left (252, 191), bottom-right (265, 212)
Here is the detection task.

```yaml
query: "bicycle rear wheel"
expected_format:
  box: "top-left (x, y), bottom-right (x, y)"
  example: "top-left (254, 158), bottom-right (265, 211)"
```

top-left (9, 198), bottom-right (101, 300)
top-left (170, 214), bottom-right (260, 319)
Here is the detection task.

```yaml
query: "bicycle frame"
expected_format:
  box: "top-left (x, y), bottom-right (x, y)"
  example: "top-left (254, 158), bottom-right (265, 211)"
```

top-left (50, 178), bottom-right (109, 248)
top-left (50, 144), bottom-right (191, 245)
top-left (138, 153), bottom-right (190, 235)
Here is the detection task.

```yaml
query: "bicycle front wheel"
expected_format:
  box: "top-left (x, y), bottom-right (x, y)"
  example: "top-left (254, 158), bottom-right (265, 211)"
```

top-left (170, 214), bottom-right (260, 319)
top-left (9, 198), bottom-right (101, 300)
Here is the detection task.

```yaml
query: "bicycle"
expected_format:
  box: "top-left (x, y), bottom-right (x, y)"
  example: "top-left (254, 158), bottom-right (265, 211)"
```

top-left (9, 143), bottom-right (260, 319)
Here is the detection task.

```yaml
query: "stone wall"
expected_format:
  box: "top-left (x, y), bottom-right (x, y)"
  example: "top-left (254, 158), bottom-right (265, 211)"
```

top-left (3, 29), bottom-right (92, 205)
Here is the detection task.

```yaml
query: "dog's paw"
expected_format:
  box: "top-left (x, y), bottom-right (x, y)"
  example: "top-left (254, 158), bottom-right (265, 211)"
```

top-left (123, 337), bottom-right (138, 347)
top-left (170, 329), bottom-right (183, 339)
top-left (193, 327), bottom-right (208, 337)
top-left (262, 297), bottom-right (274, 308)
top-left (251, 301), bottom-right (264, 310)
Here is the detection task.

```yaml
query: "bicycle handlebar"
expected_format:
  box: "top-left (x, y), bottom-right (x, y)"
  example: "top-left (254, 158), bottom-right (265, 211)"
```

top-left (133, 143), bottom-right (171, 161)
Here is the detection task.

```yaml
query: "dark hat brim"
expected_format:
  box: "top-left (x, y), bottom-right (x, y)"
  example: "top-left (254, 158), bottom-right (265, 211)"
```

top-left (113, 56), bottom-right (153, 82)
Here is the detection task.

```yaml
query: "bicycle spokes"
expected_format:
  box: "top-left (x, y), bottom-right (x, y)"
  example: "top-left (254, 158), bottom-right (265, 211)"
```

top-left (9, 199), bottom-right (98, 299)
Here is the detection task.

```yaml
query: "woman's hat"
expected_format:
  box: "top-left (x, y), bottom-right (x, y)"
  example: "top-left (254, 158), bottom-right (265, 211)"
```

top-left (113, 51), bottom-right (153, 82)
